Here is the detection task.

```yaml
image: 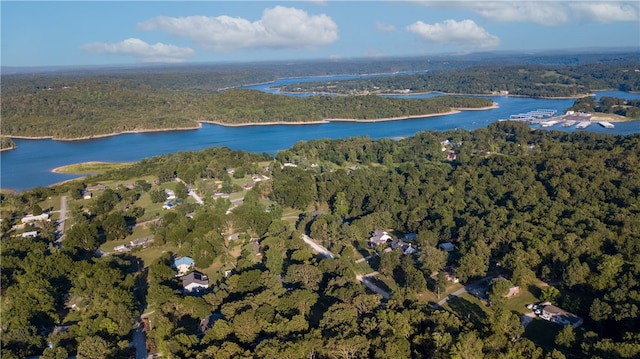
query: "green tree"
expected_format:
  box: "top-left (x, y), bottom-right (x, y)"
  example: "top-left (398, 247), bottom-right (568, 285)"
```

top-left (150, 188), bottom-right (167, 203)
top-left (101, 212), bottom-right (129, 240)
top-left (76, 336), bottom-right (111, 359)
top-left (555, 325), bottom-right (575, 348)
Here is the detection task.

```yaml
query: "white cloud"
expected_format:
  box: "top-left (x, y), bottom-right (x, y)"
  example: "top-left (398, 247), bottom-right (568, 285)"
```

top-left (569, 2), bottom-right (640, 23)
top-left (407, 19), bottom-right (500, 49)
top-left (137, 6), bottom-right (338, 52)
top-left (416, 1), bottom-right (639, 26)
top-left (376, 22), bottom-right (396, 32)
top-left (81, 38), bottom-right (195, 63)
top-left (465, 2), bottom-right (569, 26)
top-left (80, 38), bottom-right (195, 63)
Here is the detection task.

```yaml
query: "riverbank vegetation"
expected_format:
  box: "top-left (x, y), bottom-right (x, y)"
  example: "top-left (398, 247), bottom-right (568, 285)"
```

top-left (278, 56), bottom-right (640, 98)
top-left (2, 122), bottom-right (639, 358)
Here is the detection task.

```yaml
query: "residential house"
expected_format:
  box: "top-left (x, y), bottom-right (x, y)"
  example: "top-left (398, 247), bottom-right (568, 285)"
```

top-left (182, 271), bottom-right (209, 293)
top-left (21, 231), bottom-right (39, 238)
top-left (165, 189), bottom-right (176, 200)
top-left (174, 256), bottom-right (195, 275)
top-left (541, 304), bottom-right (584, 328)
top-left (114, 244), bottom-right (129, 252)
top-left (21, 213), bottom-right (49, 224)
top-left (369, 230), bottom-right (392, 247)
top-left (130, 236), bottom-right (153, 248)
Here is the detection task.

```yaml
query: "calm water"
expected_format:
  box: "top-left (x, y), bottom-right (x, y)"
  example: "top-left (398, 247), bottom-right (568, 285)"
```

top-left (2, 73), bottom-right (640, 191)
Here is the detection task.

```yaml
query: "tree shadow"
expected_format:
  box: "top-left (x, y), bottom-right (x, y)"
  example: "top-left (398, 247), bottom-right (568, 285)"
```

top-left (527, 284), bottom-right (541, 300)
top-left (446, 296), bottom-right (488, 330)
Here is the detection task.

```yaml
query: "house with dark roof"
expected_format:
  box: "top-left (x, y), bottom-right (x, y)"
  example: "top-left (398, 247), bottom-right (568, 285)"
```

top-left (541, 304), bottom-right (583, 328)
top-left (182, 271), bottom-right (209, 294)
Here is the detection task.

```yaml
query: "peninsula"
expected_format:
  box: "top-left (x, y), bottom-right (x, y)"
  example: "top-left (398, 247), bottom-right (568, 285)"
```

top-left (1, 87), bottom-right (494, 140)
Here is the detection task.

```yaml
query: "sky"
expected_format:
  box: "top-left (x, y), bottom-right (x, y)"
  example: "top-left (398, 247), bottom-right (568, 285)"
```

top-left (1, 1), bottom-right (639, 68)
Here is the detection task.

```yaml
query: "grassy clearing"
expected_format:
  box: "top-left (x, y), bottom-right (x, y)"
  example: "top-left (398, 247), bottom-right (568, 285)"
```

top-left (353, 260), bottom-right (375, 275)
top-left (53, 161), bottom-right (133, 174)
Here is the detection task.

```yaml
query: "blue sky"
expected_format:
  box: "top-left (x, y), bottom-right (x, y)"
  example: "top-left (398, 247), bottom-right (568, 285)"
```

top-left (2, 1), bottom-right (639, 67)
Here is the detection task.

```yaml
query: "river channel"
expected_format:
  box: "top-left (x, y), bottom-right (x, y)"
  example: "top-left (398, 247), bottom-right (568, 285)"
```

top-left (2, 73), bottom-right (639, 191)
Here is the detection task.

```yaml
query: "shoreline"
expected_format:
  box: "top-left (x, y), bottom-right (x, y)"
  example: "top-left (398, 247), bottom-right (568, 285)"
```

top-left (4, 105), bottom-right (496, 138)
top-left (6, 124), bottom-right (203, 142)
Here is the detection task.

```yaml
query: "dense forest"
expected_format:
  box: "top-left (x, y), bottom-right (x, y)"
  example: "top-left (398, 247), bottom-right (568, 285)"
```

top-left (278, 55), bottom-right (640, 97)
top-left (0, 85), bottom-right (492, 139)
top-left (2, 122), bottom-right (639, 358)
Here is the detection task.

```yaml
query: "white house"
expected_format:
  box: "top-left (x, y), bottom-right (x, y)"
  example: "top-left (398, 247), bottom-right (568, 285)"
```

top-left (369, 230), bottom-right (392, 247)
top-left (21, 213), bottom-right (49, 224)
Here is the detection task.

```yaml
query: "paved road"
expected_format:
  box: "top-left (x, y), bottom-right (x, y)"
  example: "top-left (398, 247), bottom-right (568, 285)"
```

top-left (302, 234), bottom-right (334, 258)
top-left (356, 272), bottom-right (390, 299)
top-left (175, 177), bottom-right (204, 205)
top-left (56, 196), bottom-right (67, 243)
top-left (434, 286), bottom-right (468, 309)
top-left (131, 317), bottom-right (149, 359)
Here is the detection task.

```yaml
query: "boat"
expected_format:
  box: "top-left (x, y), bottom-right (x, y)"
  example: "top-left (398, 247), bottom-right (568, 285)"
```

top-left (540, 120), bottom-right (560, 127)
top-left (576, 121), bottom-right (591, 129)
top-left (599, 121), bottom-right (615, 129)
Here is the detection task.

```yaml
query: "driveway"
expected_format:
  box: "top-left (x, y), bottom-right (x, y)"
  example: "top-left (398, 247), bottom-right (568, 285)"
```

top-left (356, 272), bottom-right (390, 299)
top-left (302, 234), bottom-right (334, 259)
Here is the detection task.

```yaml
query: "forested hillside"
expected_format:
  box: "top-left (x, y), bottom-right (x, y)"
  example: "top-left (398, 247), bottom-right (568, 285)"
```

top-left (2, 122), bottom-right (639, 358)
top-left (279, 56), bottom-right (640, 97)
top-left (0, 84), bottom-right (491, 139)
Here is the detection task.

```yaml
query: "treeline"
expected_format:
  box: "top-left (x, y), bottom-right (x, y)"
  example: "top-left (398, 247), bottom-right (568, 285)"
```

top-left (2, 122), bottom-right (640, 358)
top-left (278, 56), bottom-right (640, 97)
top-left (0, 86), bottom-right (492, 139)
top-left (568, 96), bottom-right (640, 119)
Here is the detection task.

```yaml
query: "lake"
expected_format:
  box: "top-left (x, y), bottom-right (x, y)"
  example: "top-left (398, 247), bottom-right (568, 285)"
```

top-left (2, 73), bottom-right (640, 191)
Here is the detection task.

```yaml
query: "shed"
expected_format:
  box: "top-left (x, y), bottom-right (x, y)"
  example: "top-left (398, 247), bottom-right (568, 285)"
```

top-left (438, 242), bottom-right (455, 252)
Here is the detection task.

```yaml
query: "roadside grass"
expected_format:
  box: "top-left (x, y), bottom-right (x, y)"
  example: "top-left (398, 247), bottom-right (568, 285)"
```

top-left (353, 260), bottom-right (375, 275)
top-left (53, 161), bottom-right (134, 174)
